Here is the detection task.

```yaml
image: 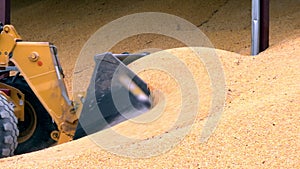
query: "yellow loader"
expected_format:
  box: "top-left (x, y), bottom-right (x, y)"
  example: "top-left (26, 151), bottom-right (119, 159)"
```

top-left (0, 3), bottom-right (151, 157)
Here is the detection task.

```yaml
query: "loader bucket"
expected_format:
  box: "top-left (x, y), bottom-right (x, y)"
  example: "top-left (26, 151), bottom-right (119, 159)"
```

top-left (74, 53), bottom-right (151, 139)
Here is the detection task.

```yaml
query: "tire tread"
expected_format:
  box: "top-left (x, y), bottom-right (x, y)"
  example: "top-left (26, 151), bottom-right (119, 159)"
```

top-left (0, 96), bottom-right (19, 158)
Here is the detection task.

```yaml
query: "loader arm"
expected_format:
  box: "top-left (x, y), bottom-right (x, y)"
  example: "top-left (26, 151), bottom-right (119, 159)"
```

top-left (0, 25), bottom-right (77, 143)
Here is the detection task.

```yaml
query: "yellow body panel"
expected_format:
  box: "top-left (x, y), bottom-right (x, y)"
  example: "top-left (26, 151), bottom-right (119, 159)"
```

top-left (11, 42), bottom-right (68, 121)
top-left (0, 83), bottom-right (25, 121)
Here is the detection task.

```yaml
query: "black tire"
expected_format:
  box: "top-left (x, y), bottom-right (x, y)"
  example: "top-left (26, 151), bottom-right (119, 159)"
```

top-left (1, 76), bottom-right (57, 155)
top-left (0, 95), bottom-right (19, 158)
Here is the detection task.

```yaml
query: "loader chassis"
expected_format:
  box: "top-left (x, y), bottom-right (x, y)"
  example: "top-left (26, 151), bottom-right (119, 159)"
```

top-left (0, 25), bottom-right (77, 145)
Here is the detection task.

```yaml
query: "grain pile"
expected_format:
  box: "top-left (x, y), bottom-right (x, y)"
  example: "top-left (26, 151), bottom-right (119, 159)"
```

top-left (1, 36), bottom-right (299, 168)
top-left (0, 0), bottom-right (299, 168)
